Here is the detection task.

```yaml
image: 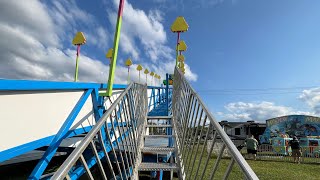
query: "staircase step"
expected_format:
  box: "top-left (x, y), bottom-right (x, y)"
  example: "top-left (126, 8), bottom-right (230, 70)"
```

top-left (146, 124), bottom-right (172, 128)
top-left (138, 163), bottom-right (177, 171)
top-left (141, 147), bottom-right (175, 153)
top-left (145, 135), bottom-right (175, 138)
top-left (147, 116), bottom-right (172, 119)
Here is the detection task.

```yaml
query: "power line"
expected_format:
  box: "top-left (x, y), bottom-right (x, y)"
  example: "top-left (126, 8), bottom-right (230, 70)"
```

top-left (197, 85), bottom-right (320, 96)
top-left (197, 86), bottom-right (318, 92)
top-left (200, 91), bottom-right (303, 96)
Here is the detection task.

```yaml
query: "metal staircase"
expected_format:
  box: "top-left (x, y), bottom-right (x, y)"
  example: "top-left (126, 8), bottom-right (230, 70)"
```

top-left (137, 116), bottom-right (178, 179)
top-left (0, 69), bottom-right (260, 179)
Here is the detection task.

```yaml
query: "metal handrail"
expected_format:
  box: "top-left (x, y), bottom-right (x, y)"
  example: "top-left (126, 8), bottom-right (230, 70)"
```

top-left (172, 67), bottom-right (259, 180)
top-left (51, 83), bottom-right (148, 179)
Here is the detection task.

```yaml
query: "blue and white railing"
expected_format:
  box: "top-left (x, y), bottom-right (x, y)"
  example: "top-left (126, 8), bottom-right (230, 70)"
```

top-left (0, 79), bottom-right (126, 178)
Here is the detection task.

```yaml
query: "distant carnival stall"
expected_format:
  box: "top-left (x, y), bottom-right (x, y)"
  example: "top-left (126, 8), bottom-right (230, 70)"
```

top-left (260, 115), bottom-right (320, 144)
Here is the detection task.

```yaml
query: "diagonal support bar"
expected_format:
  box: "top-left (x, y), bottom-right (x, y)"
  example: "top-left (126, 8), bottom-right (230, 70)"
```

top-left (28, 89), bottom-right (93, 180)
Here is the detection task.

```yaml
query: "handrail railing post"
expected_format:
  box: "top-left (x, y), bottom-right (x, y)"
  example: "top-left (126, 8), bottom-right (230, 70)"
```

top-left (172, 67), bottom-right (259, 180)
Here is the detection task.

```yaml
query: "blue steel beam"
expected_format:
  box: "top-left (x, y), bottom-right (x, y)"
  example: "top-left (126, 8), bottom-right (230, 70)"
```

top-left (0, 79), bottom-right (126, 91)
top-left (28, 89), bottom-right (93, 180)
top-left (0, 126), bottom-right (93, 163)
top-left (166, 74), bottom-right (169, 116)
top-left (69, 129), bottom-right (132, 179)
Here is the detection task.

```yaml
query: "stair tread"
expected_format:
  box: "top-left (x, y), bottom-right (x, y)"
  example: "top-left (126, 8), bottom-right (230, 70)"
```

top-left (145, 135), bottom-right (175, 138)
top-left (138, 162), bottom-right (177, 171)
top-left (141, 147), bottom-right (175, 153)
top-left (146, 124), bottom-right (172, 128)
top-left (147, 116), bottom-right (172, 119)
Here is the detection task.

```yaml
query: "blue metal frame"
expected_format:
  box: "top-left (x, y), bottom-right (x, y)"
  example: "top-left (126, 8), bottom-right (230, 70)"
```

top-left (68, 129), bottom-right (132, 179)
top-left (0, 126), bottom-right (93, 163)
top-left (0, 79), bottom-right (128, 179)
top-left (0, 79), bottom-right (175, 179)
top-left (0, 79), bottom-right (126, 91)
top-left (29, 89), bottom-right (93, 179)
top-left (166, 73), bottom-right (169, 116)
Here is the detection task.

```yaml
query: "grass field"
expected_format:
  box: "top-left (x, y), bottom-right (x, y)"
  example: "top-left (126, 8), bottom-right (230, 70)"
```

top-left (2, 147), bottom-right (319, 179)
top-left (178, 145), bottom-right (320, 180)
top-left (248, 160), bottom-right (320, 180)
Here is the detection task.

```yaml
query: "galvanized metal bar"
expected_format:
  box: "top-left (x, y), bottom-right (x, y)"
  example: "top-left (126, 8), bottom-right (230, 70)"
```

top-left (188, 115), bottom-right (208, 179)
top-left (79, 154), bottom-right (94, 180)
top-left (180, 95), bottom-right (195, 155)
top-left (89, 141), bottom-right (107, 180)
top-left (200, 131), bottom-right (218, 180)
top-left (173, 67), bottom-right (258, 180)
top-left (125, 94), bottom-right (138, 160)
top-left (177, 84), bottom-right (191, 127)
top-left (109, 106), bottom-right (128, 179)
top-left (223, 158), bottom-right (235, 180)
top-left (98, 130), bottom-right (117, 180)
top-left (51, 83), bottom-right (146, 180)
top-left (116, 100), bottom-right (133, 171)
top-left (178, 88), bottom-right (191, 126)
top-left (209, 144), bottom-right (226, 180)
top-left (104, 119), bottom-right (124, 180)
top-left (121, 97), bottom-right (135, 167)
top-left (185, 109), bottom-right (204, 175)
top-left (194, 120), bottom-right (212, 179)
top-left (182, 98), bottom-right (199, 161)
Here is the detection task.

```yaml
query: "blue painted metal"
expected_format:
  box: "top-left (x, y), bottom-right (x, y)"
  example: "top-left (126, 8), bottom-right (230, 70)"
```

top-left (159, 170), bottom-right (164, 180)
top-left (91, 88), bottom-right (104, 121)
top-left (127, 92), bottom-right (136, 128)
top-left (166, 73), bottom-right (169, 116)
top-left (158, 88), bottom-right (161, 105)
top-left (28, 89), bottom-right (93, 180)
top-left (0, 80), bottom-right (127, 164)
top-left (153, 88), bottom-right (156, 108)
top-left (0, 126), bottom-right (93, 163)
top-left (0, 79), bottom-right (126, 91)
top-left (147, 86), bottom-right (172, 116)
top-left (147, 86), bottom-right (166, 89)
top-left (0, 135), bottom-right (53, 163)
top-left (69, 129), bottom-right (132, 179)
top-left (148, 88), bottom-right (154, 111)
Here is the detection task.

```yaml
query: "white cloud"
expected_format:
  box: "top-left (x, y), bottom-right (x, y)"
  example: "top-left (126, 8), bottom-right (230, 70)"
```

top-left (108, 0), bottom-right (167, 61)
top-left (0, 0), bottom-right (123, 83)
top-left (218, 101), bottom-right (313, 122)
top-left (107, 0), bottom-right (198, 82)
top-left (48, 0), bottom-right (110, 50)
top-left (0, 1), bottom-right (59, 47)
top-left (299, 88), bottom-right (320, 114)
top-left (0, 0), bottom-right (197, 84)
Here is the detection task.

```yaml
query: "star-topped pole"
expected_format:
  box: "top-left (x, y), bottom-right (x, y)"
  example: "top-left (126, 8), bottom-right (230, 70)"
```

top-left (179, 61), bottom-right (186, 74)
top-left (154, 74), bottom-right (158, 86)
top-left (136, 64), bottom-right (143, 83)
top-left (155, 74), bottom-right (160, 85)
top-left (105, 0), bottom-right (125, 96)
top-left (177, 40), bottom-right (187, 54)
top-left (106, 48), bottom-right (113, 64)
top-left (171, 16), bottom-right (189, 67)
top-left (72, 32), bottom-right (86, 82)
top-left (144, 69), bottom-right (149, 84)
top-left (125, 58), bottom-right (132, 84)
top-left (150, 72), bottom-right (155, 86)
top-left (158, 75), bottom-right (161, 85)
top-left (177, 40), bottom-right (187, 69)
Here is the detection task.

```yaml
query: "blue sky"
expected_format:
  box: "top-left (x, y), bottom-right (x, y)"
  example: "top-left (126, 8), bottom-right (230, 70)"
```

top-left (1, 0), bottom-right (320, 122)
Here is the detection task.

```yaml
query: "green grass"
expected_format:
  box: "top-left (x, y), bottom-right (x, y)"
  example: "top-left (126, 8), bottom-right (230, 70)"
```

top-left (248, 160), bottom-right (319, 180)
top-left (178, 145), bottom-right (320, 180)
